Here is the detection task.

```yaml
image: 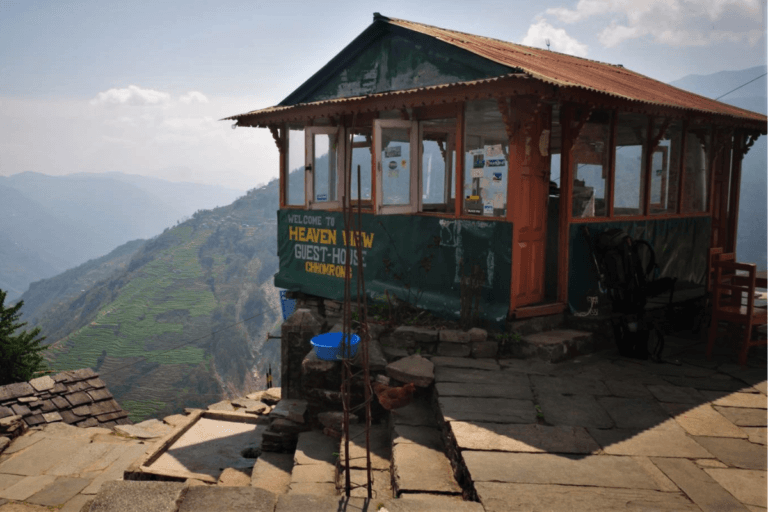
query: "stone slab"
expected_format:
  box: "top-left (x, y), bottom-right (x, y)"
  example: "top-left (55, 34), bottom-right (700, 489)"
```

top-left (271, 399), bottom-right (308, 424)
top-left (2, 431), bottom-right (44, 454)
top-left (713, 406), bottom-right (767, 427)
top-left (26, 476), bottom-right (90, 506)
top-left (289, 461), bottom-right (336, 483)
top-left (531, 375), bottom-right (609, 396)
top-left (651, 457), bottom-right (751, 512)
top-left (178, 485), bottom-right (277, 512)
top-left (498, 358), bottom-right (556, 375)
top-left (60, 494), bottom-right (93, 512)
top-left (114, 423), bottom-right (171, 439)
top-left (662, 375), bottom-right (752, 393)
top-left (648, 384), bottom-right (707, 404)
top-left (604, 379), bottom-right (654, 398)
top-left (339, 469), bottom-right (391, 499)
top-left (463, 451), bottom-right (664, 490)
top-left (0, 437), bottom-right (86, 476)
top-left (430, 356), bottom-right (499, 371)
top-left (392, 425), bottom-right (442, 450)
top-left (704, 392), bottom-right (767, 409)
top-left (436, 342), bottom-right (470, 357)
top-left (287, 482), bottom-right (337, 495)
top-left (340, 424), bottom-right (390, 470)
top-left (386, 355), bottom-right (434, 387)
top-left (0, 474), bottom-right (24, 492)
top-left (741, 427), bottom-right (766, 445)
top-left (692, 436), bottom-right (767, 470)
top-left (436, 379), bottom-right (531, 400)
top-left (48, 442), bottom-right (113, 476)
top-left (704, 468), bottom-right (767, 508)
top-left (436, 367), bottom-right (524, 385)
top-left (88, 481), bottom-right (186, 512)
top-left (537, 392), bottom-right (613, 428)
top-left (588, 419), bottom-right (714, 458)
top-left (438, 396), bottom-right (536, 424)
top-left (275, 494), bottom-right (356, 512)
top-left (217, 467), bottom-right (251, 486)
top-left (474, 482), bottom-right (699, 512)
top-left (392, 443), bottom-right (460, 494)
top-left (0, 383), bottom-right (34, 401)
top-left (294, 431), bottom-right (336, 466)
top-left (450, 421), bottom-right (599, 454)
top-left (0, 475), bottom-right (57, 500)
top-left (662, 402), bottom-right (748, 438)
top-left (251, 452), bottom-right (293, 494)
top-left (390, 397), bottom-right (434, 427)
top-left (597, 397), bottom-right (671, 429)
top-left (81, 443), bottom-right (149, 495)
top-left (382, 494), bottom-right (485, 512)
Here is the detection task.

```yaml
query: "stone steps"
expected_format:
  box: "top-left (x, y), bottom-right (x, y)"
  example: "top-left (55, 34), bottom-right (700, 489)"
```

top-left (287, 430), bottom-right (338, 496)
top-left (389, 392), bottom-right (462, 497)
top-left (516, 329), bottom-right (598, 363)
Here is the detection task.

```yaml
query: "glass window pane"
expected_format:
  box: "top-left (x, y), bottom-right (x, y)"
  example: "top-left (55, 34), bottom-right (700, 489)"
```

top-left (287, 128), bottom-right (305, 205)
top-left (650, 120), bottom-right (682, 215)
top-left (350, 133), bottom-right (372, 201)
top-left (463, 100), bottom-right (508, 217)
top-left (421, 119), bottom-right (455, 212)
top-left (313, 133), bottom-right (337, 203)
top-left (613, 113), bottom-right (647, 216)
top-left (683, 129), bottom-right (709, 213)
top-left (381, 127), bottom-right (411, 206)
top-left (572, 111), bottom-right (611, 218)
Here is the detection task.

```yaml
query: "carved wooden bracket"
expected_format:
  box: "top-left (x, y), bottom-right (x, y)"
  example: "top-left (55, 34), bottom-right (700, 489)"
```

top-left (742, 132), bottom-right (760, 157)
top-left (649, 118), bottom-right (672, 152)
top-left (497, 98), bottom-right (515, 140)
top-left (568, 105), bottom-right (593, 153)
top-left (268, 125), bottom-right (282, 151)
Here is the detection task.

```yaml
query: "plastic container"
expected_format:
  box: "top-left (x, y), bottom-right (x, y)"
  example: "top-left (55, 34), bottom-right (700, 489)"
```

top-left (310, 332), bottom-right (360, 361)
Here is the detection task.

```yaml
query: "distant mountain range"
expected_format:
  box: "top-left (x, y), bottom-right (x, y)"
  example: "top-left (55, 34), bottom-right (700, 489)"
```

top-left (20, 181), bottom-right (281, 422)
top-left (670, 65), bottom-right (767, 270)
top-left (0, 172), bottom-right (245, 301)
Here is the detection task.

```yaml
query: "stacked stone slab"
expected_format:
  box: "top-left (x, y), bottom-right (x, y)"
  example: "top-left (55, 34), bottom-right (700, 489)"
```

top-left (0, 369), bottom-right (131, 445)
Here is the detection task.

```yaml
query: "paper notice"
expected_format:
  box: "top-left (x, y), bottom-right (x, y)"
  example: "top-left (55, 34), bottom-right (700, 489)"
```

top-left (492, 192), bottom-right (505, 209)
top-left (471, 168), bottom-right (484, 178)
top-left (485, 144), bottom-right (503, 158)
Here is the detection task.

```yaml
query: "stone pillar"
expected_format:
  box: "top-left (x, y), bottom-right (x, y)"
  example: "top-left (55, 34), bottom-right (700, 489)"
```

top-left (281, 309), bottom-right (322, 400)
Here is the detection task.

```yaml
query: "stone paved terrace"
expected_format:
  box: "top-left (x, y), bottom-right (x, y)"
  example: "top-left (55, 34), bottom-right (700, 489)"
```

top-left (0, 333), bottom-right (765, 511)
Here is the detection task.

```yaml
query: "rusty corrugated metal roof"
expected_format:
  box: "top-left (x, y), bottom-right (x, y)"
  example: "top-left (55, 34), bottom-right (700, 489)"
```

top-left (225, 14), bottom-right (766, 128)
top-left (384, 16), bottom-right (765, 123)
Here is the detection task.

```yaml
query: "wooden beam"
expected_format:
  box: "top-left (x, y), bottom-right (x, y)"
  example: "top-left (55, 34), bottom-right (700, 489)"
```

top-left (607, 109), bottom-right (618, 218)
top-left (558, 104), bottom-right (576, 304)
top-left (454, 103), bottom-right (465, 217)
top-left (677, 119), bottom-right (688, 213)
top-left (642, 115), bottom-right (654, 217)
top-left (279, 124), bottom-right (286, 208)
top-left (649, 118), bottom-right (672, 151)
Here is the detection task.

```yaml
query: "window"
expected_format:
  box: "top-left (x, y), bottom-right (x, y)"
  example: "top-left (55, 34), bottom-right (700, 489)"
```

top-left (286, 127), bottom-right (305, 206)
top-left (613, 112), bottom-right (647, 216)
top-left (306, 127), bottom-right (341, 209)
top-left (650, 120), bottom-right (682, 215)
top-left (421, 119), bottom-right (456, 212)
top-left (571, 111), bottom-right (611, 218)
top-left (374, 119), bottom-right (417, 214)
top-left (683, 129), bottom-right (710, 213)
top-left (349, 130), bottom-right (372, 203)
top-left (463, 100), bottom-right (509, 217)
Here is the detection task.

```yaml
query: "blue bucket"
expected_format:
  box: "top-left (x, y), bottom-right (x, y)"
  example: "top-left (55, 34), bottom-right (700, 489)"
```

top-left (310, 332), bottom-right (360, 361)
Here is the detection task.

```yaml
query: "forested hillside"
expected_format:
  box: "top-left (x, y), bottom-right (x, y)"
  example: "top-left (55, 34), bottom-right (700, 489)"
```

top-left (33, 179), bottom-right (282, 422)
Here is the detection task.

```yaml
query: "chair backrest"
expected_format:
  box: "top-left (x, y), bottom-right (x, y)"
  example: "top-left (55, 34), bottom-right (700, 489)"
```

top-left (712, 260), bottom-right (756, 320)
top-left (708, 248), bottom-right (735, 293)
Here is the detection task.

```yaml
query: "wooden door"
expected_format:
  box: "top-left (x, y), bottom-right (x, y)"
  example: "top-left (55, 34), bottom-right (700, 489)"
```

top-left (511, 105), bottom-right (551, 309)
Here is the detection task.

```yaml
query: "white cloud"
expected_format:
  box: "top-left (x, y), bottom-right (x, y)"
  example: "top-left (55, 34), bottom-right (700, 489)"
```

top-left (179, 91), bottom-right (209, 104)
top-left (90, 85), bottom-right (171, 107)
top-left (546, 0), bottom-right (764, 48)
top-left (521, 19), bottom-right (589, 57)
top-left (2, 92), bottom-right (278, 191)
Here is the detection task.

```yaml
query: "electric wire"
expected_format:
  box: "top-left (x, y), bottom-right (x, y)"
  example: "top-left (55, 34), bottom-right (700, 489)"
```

top-left (714, 73), bottom-right (767, 100)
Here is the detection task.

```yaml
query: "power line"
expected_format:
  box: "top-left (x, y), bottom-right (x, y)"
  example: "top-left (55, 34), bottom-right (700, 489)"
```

top-left (715, 72), bottom-right (767, 100)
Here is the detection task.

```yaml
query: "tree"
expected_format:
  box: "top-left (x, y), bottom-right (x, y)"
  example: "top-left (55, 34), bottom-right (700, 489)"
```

top-left (0, 289), bottom-right (48, 385)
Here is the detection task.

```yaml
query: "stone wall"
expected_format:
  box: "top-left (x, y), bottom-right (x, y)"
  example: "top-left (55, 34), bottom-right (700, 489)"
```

top-left (0, 368), bottom-right (131, 449)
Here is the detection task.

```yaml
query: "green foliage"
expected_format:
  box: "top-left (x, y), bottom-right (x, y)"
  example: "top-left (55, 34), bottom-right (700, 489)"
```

top-left (0, 289), bottom-right (48, 385)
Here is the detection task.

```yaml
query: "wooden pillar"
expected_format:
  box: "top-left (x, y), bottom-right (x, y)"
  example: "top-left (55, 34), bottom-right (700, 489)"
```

top-left (454, 103), bottom-right (465, 217)
top-left (727, 131), bottom-right (744, 254)
top-left (557, 104), bottom-right (575, 304)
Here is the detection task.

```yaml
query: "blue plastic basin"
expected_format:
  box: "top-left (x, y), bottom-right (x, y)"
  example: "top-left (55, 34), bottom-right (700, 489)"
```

top-left (310, 332), bottom-right (360, 361)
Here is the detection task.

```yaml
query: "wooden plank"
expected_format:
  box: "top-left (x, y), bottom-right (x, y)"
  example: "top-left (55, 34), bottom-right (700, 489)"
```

top-left (514, 303), bottom-right (567, 319)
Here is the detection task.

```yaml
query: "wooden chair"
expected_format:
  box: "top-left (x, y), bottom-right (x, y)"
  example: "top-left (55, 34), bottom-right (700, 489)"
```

top-left (707, 248), bottom-right (735, 293)
top-left (706, 260), bottom-right (768, 366)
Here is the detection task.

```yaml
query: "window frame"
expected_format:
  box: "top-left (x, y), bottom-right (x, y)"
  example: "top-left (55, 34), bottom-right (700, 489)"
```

top-left (374, 118), bottom-right (419, 215)
top-left (305, 126), bottom-right (344, 211)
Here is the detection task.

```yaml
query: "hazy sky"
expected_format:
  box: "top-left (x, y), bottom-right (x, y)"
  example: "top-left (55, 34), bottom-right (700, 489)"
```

top-left (1, 0), bottom-right (765, 191)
